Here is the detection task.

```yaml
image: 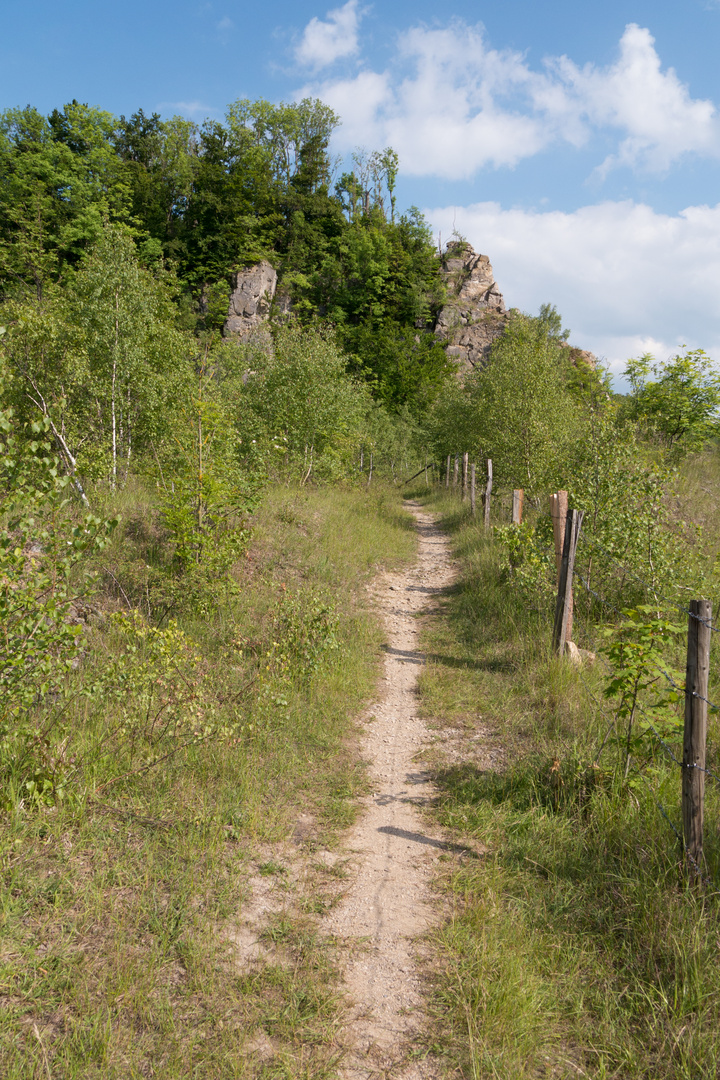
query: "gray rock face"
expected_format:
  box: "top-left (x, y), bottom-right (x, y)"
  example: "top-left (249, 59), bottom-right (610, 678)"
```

top-left (434, 242), bottom-right (509, 372)
top-left (224, 261), bottom-right (277, 337)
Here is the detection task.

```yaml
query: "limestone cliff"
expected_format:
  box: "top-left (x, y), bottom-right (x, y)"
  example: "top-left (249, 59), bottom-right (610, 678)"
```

top-left (433, 241), bottom-right (509, 372)
top-left (223, 244), bottom-right (596, 377)
top-left (223, 260), bottom-right (277, 340)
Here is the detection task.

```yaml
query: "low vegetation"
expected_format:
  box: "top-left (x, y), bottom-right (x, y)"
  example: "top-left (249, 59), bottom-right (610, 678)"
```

top-left (0, 480), bottom-right (415, 1079)
top-left (414, 476), bottom-right (720, 1080)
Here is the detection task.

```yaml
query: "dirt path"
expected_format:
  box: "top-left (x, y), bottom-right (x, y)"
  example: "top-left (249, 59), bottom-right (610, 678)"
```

top-left (327, 500), bottom-right (456, 1079)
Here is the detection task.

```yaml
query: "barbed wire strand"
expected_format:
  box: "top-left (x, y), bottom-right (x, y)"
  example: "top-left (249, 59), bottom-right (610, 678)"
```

top-left (578, 532), bottom-right (720, 632)
top-left (571, 646), bottom-right (716, 884)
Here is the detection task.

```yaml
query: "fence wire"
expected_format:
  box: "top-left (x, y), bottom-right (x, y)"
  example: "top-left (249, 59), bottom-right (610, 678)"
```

top-left (445, 472), bottom-right (720, 884)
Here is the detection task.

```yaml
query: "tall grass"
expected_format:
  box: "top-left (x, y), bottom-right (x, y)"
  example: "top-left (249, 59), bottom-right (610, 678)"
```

top-left (413, 481), bottom-right (720, 1080)
top-left (0, 482), bottom-right (415, 1079)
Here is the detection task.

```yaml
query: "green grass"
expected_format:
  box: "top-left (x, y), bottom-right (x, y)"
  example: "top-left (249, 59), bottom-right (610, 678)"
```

top-left (411, 480), bottom-right (720, 1080)
top-left (0, 481), bottom-right (416, 1079)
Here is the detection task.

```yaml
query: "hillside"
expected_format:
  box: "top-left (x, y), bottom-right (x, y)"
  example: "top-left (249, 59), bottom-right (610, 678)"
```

top-left (2, 93), bottom-right (720, 1080)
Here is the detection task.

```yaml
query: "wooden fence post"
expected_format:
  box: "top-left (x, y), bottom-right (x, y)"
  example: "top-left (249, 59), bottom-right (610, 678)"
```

top-left (367, 452), bottom-right (373, 488)
top-left (446, 454), bottom-right (450, 489)
top-left (553, 509), bottom-right (583, 656)
top-left (461, 452), bottom-right (469, 503)
top-left (550, 491), bottom-right (572, 641)
top-left (683, 599), bottom-right (712, 875)
top-left (453, 454), bottom-right (459, 490)
top-left (424, 455), bottom-right (429, 487)
top-left (512, 489), bottom-right (524, 525)
top-left (484, 459), bottom-right (493, 529)
top-left (470, 463), bottom-right (476, 517)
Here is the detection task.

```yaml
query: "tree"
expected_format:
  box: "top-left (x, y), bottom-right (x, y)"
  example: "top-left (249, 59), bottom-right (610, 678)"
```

top-left (0, 102), bottom-right (130, 299)
top-left (69, 225), bottom-right (190, 487)
top-left (623, 349), bottom-right (720, 453)
top-left (1, 225), bottom-right (191, 495)
top-left (240, 323), bottom-right (371, 483)
top-left (462, 312), bottom-right (582, 494)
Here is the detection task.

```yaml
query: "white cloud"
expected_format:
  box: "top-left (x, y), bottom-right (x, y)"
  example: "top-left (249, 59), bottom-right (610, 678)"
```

top-left (549, 24), bottom-right (719, 175)
top-left (425, 200), bottom-right (720, 382)
top-left (298, 20), bottom-right (720, 180)
top-left (157, 100), bottom-right (220, 121)
top-left (217, 16), bottom-right (233, 31)
top-left (295, 0), bottom-right (363, 70)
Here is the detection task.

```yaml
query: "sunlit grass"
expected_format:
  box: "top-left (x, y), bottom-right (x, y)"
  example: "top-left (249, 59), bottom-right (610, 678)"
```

top-left (415, 476), bottom-right (720, 1080)
top-left (0, 480), bottom-right (415, 1079)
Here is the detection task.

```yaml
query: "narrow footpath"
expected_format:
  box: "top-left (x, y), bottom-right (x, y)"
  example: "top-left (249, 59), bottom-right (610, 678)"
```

top-left (326, 500), bottom-right (456, 1079)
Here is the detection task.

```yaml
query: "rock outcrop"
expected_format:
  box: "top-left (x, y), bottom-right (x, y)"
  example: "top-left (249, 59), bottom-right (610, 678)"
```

top-left (223, 260), bottom-right (277, 338)
top-left (223, 246), bottom-right (596, 379)
top-left (434, 241), bottom-right (510, 372)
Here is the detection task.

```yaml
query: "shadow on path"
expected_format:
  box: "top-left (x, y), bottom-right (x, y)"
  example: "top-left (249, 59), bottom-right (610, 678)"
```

top-left (377, 825), bottom-right (480, 857)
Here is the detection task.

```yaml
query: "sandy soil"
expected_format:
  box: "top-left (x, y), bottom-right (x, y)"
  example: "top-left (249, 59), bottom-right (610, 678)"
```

top-left (326, 500), bottom-right (457, 1079)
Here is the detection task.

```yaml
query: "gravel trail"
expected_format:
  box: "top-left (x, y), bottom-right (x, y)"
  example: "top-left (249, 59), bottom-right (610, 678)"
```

top-left (327, 500), bottom-right (456, 1079)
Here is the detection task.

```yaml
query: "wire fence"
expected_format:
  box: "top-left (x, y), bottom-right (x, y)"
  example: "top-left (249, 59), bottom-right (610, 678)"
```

top-left (439, 457), bottom-right (720, 888)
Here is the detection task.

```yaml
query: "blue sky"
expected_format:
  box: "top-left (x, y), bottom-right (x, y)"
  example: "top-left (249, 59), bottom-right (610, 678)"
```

top-left (3, 1), bottom-right (720, 380)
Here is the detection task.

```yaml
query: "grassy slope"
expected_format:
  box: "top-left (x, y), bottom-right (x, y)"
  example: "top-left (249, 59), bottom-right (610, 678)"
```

top-left (0, 483), bottom-right (416, 1080)
top-left (412, 484), bottom-right (720, 1080)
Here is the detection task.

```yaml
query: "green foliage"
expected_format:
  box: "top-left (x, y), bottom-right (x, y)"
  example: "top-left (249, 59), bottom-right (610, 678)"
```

top-left (0, 102), bottom-right (131, 299)
top-left (160, 345), bottom-right (258, 574)
top-left (624, 348), bottom-right (720, 453)
top-left (459, 311), bottom-right (582, 494)
top-left (95, 612), bottom-right (246, 757)
top-left (269, 586), bottom-right (340, 679)
top-left (1, 96), bottom-right (452, 414)
top-left (570, 406), bottom-right (694, 609)
top-left (601, 607), bottom-right (685, 773)
top-left (0, 410), bottom-right (116, 807)
top-left (493, 522), bottom-right (556, 604)
top-left (0, 224), bottom-right (191, 491)
top-left (240, 322), bottom-right (372, 481)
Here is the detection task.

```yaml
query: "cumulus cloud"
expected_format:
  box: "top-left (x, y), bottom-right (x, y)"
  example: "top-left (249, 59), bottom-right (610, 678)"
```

top-left (295, 0), bottom-right (363, 70)
top-left (549, 24), bottom-right (719, 174)
top-left (298, 21), bottom-right (720, 179)
top-left (424, 200), bottom-right (720, 380)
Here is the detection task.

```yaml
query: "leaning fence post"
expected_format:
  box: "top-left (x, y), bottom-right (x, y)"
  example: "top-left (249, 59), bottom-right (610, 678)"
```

top-left (453, 454), bottom-right (459, 490)
top-left (461, 452), bottom-right (469, 503)
top-left (484, 459), bottom-right (493, 528)
top-left (445, 454), bottom-right (450, 489)
top-left (683, 599), bottom-right (711, 875)
top-left (470, 463), bottom-right (476, 517)
top-left (553, 509), bottom-right (583, 656)
top-left (512, 489), bottom-right (524, 525)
